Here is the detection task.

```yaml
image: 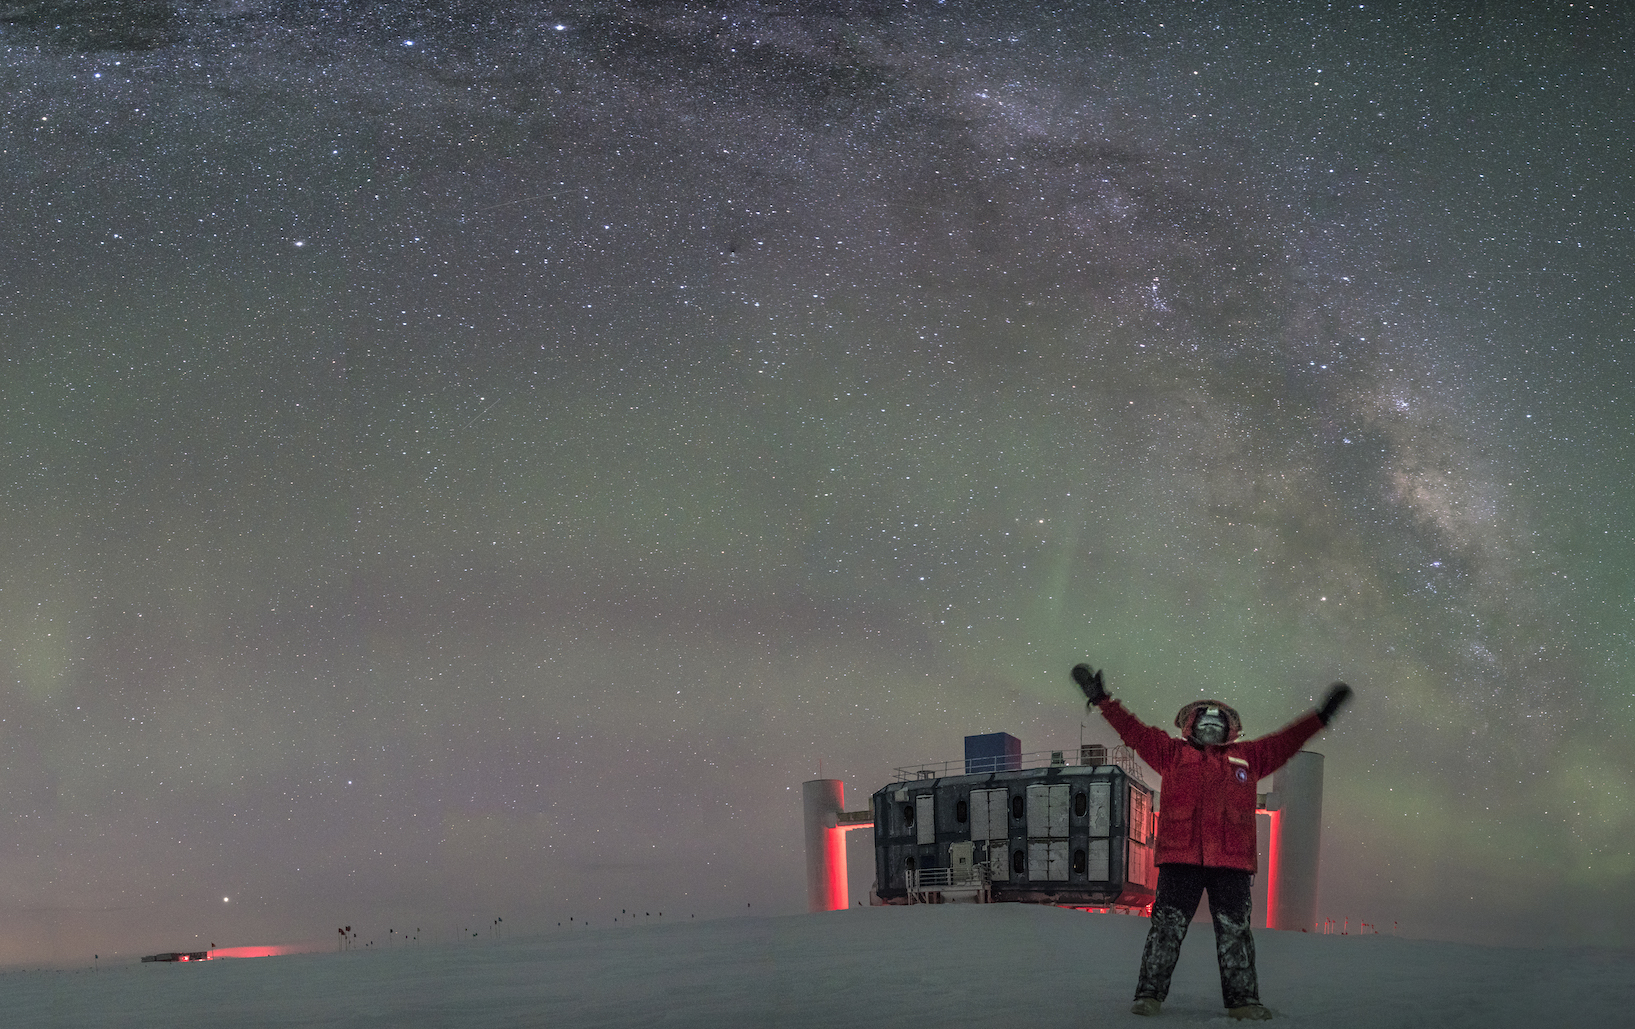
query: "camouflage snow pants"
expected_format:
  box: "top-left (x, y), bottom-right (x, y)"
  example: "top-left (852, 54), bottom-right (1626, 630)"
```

top-left (1134, 864), bottom-right (1260, 1009)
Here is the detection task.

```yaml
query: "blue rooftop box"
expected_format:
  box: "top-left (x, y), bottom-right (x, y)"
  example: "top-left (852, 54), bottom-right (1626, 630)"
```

top-left (964, 732), bottom-right (1021, 775)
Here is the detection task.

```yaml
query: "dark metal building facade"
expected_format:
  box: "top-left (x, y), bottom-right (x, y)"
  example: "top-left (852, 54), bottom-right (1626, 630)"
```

top-left (872, 762), bottom-right (1157, 908)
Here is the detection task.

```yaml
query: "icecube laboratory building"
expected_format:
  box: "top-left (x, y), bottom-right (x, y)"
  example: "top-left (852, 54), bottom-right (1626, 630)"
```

top-left (803, 731), bottom-right (1328, 930)
top-left (871, 733), bottom-right (1156, 908)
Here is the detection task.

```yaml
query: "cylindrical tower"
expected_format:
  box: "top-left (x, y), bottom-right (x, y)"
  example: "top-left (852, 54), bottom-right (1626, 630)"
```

top-left (803, 779), bottom-right (848, 912)
top-left (1268, 750), bottom-right (1324, 931)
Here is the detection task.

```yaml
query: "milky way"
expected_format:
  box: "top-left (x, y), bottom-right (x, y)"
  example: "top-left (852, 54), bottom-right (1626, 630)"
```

top-left (1, 1), bottom-right (1631, 962)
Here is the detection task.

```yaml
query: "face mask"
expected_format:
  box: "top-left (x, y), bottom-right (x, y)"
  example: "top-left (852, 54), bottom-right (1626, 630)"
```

top-left (1191, 710), bottom-right (1229, 745)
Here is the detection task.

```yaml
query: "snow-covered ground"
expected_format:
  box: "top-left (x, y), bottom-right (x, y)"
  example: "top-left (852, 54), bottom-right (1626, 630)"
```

top-left (8, 904), bottom-right (1630, 1028)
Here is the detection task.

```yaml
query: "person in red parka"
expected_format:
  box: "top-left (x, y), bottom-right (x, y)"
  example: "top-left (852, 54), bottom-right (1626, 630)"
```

top-left (1071, 664), bottom-right (1352, 1021)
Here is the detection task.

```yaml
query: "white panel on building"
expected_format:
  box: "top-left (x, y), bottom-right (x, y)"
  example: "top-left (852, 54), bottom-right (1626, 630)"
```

top-left (969, 789), bottom-right (989, 841)
top-left (916, 793), bottom-right (935, 845)
top-left (1027, 837), bottom-right (1070, 881)
top-left (1130, 787), bottom-right (1151, 845)
top-left (949, 840), bottom-right (974, 873)
top-left (1047, 840), bottom-right (1069, 881)
top-left (1088, 838), bottom-right (1110, 880)
top-left (970, 788), bottom-right (1007, 841)
top-left (1088, 781), bottom-right (1111, 836)
top-left (1027, 840), bottom-right (1048, 881)
top-left (1127, 839), bottom-right (1154, 888)
top-left (1026, 785), bottom-right (1047, 838)
top-left (986, 840), bottom-right (1010, 881)
top-left (1027, 783), bottom-right (1070, 838)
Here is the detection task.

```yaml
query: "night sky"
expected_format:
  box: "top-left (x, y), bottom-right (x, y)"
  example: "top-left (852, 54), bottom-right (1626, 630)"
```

top-left (3, 0), bottom-right (1632, 964)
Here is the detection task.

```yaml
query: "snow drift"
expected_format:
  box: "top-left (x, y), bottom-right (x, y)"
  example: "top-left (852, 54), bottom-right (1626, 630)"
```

top-left (8, 904), bottom-right (1629, 1027)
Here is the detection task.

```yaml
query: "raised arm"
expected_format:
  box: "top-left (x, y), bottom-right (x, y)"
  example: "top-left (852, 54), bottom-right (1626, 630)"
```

top-left (1072, 664), bottom-right (1180, 775)
top-left (1240, 682), bottom-right (1353, 777)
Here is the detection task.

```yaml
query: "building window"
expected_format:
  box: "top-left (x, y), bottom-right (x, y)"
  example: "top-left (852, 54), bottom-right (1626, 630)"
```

top-left (1072, 848), bottom-right (1088, 875)
top-left (903, 804), bottom-right (915, 827)
top-left (1074, 791), bottom-right (1088, 817)
top-left (1010, 795), bottom-right (1025, 820)
top-left (905, 856), bottom-right (917, 871)
top-left (1011, 849), bottom-right (1026, 874)
top-left (955, 799), bottom-right (969, 823)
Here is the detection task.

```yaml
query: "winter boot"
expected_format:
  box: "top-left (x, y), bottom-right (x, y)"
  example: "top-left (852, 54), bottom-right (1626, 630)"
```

top-left (1130, 998), bottom-right (1162, 1016)
top-left (1227, 1003), bottom-right (1273, 1020)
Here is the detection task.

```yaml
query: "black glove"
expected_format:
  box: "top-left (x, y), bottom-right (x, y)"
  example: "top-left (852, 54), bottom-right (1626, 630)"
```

top-left (1072, 664), bottom-right (1108, 705)
top-left (1317, 682), bottom-right (1352, 725)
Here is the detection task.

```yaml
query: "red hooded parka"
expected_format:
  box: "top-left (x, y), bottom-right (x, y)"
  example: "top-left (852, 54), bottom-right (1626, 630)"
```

top-left (1096, 697), bottom-right (1326, 872)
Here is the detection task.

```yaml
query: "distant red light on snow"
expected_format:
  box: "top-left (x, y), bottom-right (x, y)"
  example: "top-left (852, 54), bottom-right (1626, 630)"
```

top-left (208, 945), bottom-right (296, 959)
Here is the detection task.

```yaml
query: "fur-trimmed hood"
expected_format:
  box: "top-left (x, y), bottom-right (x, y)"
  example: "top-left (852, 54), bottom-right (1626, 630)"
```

top-left (1174, 699), bottom-right (1243, 742)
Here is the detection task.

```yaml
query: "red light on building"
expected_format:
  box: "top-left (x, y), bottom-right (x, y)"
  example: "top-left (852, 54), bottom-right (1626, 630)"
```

top-left (804, 779), bottom-right (875, 912)
top-left (1263, 809), bottom-right (1282, 931)
top-left (824, 822), bottom-right (848, 907)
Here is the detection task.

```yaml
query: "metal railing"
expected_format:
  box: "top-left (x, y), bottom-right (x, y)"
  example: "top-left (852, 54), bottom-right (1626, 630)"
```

top-left (892, 745), bottom-right (1146, 785)
top-left (906, 864), bottom-right (992, 904)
